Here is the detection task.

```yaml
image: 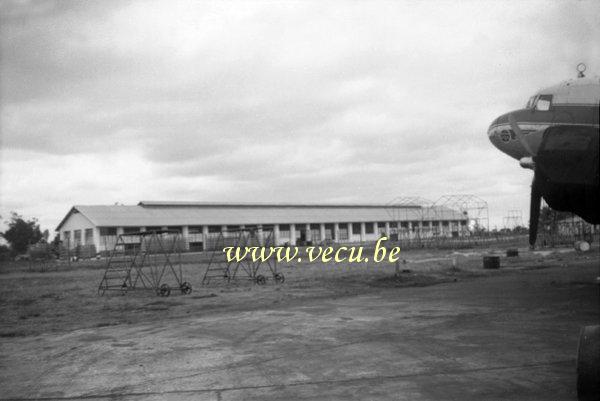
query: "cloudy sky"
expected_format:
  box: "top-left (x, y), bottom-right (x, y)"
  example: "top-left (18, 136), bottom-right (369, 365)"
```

top-left (1, 0), bottom-right (599, 233)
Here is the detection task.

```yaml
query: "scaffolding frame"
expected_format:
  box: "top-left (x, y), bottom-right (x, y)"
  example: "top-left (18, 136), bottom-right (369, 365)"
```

top-left (432, 194), bottom-right (489, 233)
top-left (385, 197), bottom-right (434, 239)
top-left (384, 194), bottom-right (491, 247)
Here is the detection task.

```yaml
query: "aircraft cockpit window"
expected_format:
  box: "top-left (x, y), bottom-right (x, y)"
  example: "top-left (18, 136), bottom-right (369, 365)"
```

top-left (535, 94), bottom-right (553, 111)
top-left (526, 96), bottom-right (536, 109)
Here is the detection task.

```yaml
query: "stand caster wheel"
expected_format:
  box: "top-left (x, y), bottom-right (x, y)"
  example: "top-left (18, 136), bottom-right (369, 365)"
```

top-left (180, 282), bottom-right (192, 295)
top-left (158, 284), bottom-right (171, 297)
top-left (255, 275), bottom-right (266, 285)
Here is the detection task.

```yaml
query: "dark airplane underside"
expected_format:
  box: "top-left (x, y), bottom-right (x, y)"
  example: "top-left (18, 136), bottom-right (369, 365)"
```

top-left (528, 125), bottom-right (600, 247)
top-left (537, 180), bottom-right (600, 225)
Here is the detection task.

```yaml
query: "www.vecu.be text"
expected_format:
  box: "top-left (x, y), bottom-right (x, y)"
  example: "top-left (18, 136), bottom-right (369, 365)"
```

top-left (223, 237), bottom-right (401, 264)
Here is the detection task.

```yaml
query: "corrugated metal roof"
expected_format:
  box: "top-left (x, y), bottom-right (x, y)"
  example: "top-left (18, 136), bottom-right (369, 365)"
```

top-left (56, 203), bottom-right (467, 231)
top-left (137, 201), bottom-right (422, 208)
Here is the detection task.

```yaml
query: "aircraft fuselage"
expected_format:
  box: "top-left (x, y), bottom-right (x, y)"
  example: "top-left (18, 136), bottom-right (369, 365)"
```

top-left (488, 104), bottom-right (599, 161)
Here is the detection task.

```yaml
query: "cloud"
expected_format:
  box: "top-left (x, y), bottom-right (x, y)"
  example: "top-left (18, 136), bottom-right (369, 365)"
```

top-left (1, 0), bottom-right (599, 232)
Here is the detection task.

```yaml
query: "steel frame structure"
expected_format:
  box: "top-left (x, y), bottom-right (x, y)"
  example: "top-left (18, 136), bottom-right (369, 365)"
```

top-left (98, 230), bottom-right (192, 296)
top-left (432, 194), bottom-right (489, 233)
top-left (202, 228), bottom-right (284, 285)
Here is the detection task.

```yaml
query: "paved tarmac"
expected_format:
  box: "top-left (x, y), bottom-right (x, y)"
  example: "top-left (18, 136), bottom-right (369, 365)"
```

top-left (1, 258), bottom-right (598, 400)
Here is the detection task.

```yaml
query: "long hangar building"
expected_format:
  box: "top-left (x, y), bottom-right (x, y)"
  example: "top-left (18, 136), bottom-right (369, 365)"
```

top-left (56, 201), bottom-right (469, 252)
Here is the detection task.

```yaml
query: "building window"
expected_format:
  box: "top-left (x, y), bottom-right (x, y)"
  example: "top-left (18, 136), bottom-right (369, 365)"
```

top-left (74, 230), bottom-right (82, 245)
top-left (167, 226), bottom-right (182, 233)
top-left (85, 229), bottom-right (94, 245)
top-left (208, 225), bottom-right (221, 233)
top-left (187, 226), bottom-right (203, 250)
top-left (365, 224), bottom-right (374, 234)
top-left (352, 223), bottom-right (361, 233)
top-left (309, 224), bottom-right (320, 242)
top-left (63, 231), bottom-right (71, 241)
top-left (99, 227), bottom-right (117, 236)
top-left (278, 225), bottom-right (290, 240)
top-left (145, 226), bottom-right (162, 232)
top-left (338, 226), bottom-right (349, 241)
top-left (324, 224), bottom-right (334, 240)
top-left (123, 227), bottom-right (141, 234)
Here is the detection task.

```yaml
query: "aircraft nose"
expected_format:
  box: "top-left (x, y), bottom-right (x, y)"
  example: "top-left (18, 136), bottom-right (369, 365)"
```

top-left (488, 116), bottom-right (500, 137)
top-left (488, 113), bottom-right (511, 137)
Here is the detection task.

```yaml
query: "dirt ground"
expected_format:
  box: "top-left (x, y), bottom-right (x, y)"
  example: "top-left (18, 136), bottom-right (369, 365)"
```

top-left (0, 245), bottom-right (599, 400)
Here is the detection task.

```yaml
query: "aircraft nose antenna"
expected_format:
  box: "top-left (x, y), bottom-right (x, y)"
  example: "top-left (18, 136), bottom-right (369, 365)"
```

top-left (577, 62), bottom-right (586, 78)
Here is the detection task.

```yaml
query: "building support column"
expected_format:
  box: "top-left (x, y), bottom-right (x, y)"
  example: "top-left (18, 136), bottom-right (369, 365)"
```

top-left (333, 223), bottom-right (340, 242)
top-left (408, 222), bottom-right (413, 239)
top-left (305, 223), bottom-right (311, 243)
top-left (384, 222), bottom-right (390, 238)
top-left (92, 227), bottom-right (100, 254)
top-left (347, 223), bottom-right (353, 241)
top-left (439, 221), bottom-right (444, 237)
top-left (273, 224), bottom-right (280, 246)
top-left (202, 225), bottom-right (209, 251)
top-left (182, 225), bottom-right (189, 250)
top-left (320, 223), bottom-right (326, 243)
top-left (360, 222), bottom-right (366, 242)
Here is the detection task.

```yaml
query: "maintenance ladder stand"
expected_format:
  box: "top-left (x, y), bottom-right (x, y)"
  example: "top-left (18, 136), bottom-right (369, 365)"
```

top-left (202, 228), bottom-right (284, 285)
top-left (98, 230), bottom-right (192, 296)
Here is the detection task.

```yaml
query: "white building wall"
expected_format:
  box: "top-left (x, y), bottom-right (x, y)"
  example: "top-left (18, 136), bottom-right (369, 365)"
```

top-left (59, 211), bottom-right (97, 250)
top-left (57, 205), bottom-right (469, 253)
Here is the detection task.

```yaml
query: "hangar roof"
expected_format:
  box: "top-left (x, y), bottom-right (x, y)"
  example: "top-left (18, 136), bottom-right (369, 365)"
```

top-left (56, 202), bottom-right (467, 231)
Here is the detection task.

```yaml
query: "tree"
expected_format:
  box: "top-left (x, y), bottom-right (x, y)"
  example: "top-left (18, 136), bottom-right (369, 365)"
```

top-left (0, 244), bottom-right (10, 262)
top-left (1, 212), bottom-right (43, 255)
